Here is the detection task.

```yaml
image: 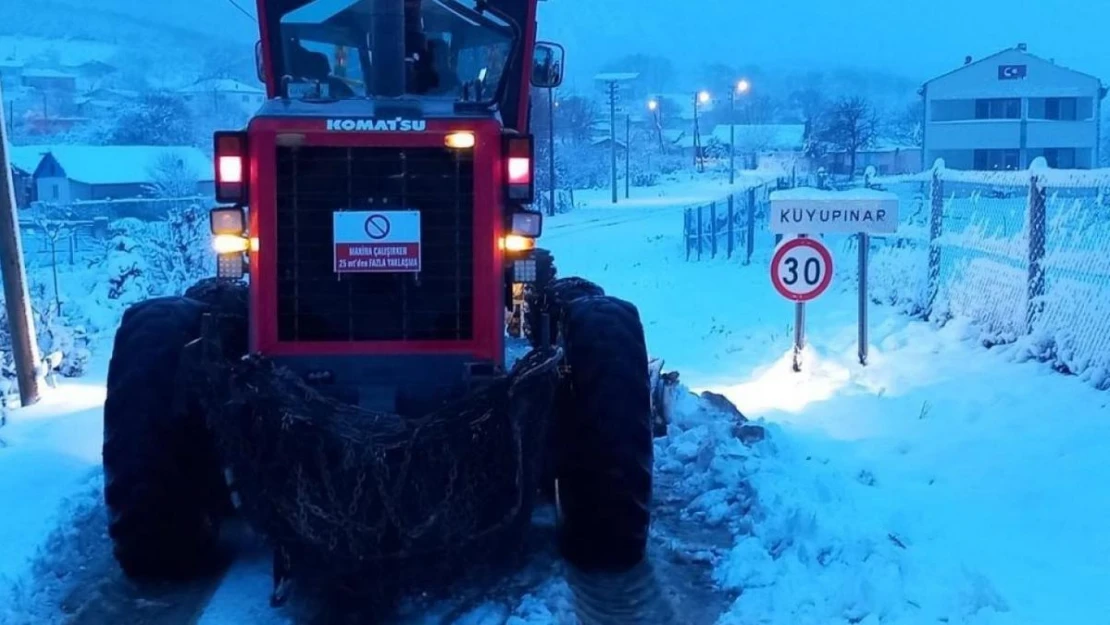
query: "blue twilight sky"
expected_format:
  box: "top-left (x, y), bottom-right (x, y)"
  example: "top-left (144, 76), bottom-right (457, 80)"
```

top-left (539, 0), bottom-right (1110, 86)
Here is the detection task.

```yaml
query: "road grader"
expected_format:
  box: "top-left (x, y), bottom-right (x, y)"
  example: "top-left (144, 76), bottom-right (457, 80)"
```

top-left (102, 0), bottom-right (670, 612)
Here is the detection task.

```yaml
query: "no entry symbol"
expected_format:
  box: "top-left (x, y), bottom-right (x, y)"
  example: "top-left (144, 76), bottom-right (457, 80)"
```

top-left (364, 214), bottom-right (391, 240)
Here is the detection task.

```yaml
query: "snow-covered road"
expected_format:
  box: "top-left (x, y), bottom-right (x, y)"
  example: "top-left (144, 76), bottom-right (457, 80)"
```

top-left (2, 176), bottom-right (1109, 625)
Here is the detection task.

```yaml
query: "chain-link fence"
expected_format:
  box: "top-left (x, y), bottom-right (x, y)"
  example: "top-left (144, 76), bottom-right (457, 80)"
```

top-left (866, 164), bottom-right (1110, 389)
top-left (682, 183), bottom-right (774, 263)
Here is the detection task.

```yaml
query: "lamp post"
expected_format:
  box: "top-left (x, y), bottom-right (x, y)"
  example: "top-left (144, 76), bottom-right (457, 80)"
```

top-left (648, 98), bottom-right (664, 152)
top-left (694, 90), bottom-right (710, 173)
top-left (729, 78), bottom-right (751, 185)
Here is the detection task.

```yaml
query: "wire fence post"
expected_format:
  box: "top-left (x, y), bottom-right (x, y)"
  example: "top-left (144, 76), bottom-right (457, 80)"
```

top-left (745, 187), bottom-right (756, 265)
top-left (679, 207), bottom-right (688, 261)
top-left (726, 195), bottom-right (734, 258)
top-left (710, 201), bottom-right (717, 258)
top-left (696, 204), bottom-right (703, 261)
top-left (1026, 173), bottom-right (1047, 333)
top-left (926, 169), bottom-right (944, 319)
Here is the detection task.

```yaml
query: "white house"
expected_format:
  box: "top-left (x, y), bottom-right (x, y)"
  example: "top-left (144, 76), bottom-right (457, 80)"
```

top-left (922, 44), bottom-right (1107, 170)
top-left (178, 78), bottom-right (265, 116)
top-left (707, 124), bottom-right (808, 170)
top-left (29, 145), bottom-right (214, 204)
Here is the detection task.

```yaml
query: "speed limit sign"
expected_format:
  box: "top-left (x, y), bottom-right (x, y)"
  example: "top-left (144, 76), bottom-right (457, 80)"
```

top-left (770, 237), bottom-right (833, 302)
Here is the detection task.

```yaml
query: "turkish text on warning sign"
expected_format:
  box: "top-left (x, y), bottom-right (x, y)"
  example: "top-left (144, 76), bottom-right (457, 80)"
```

top-left (770, 237), bottom-right (833, 302)
top-left (333, 210), bottom-right (422, 273)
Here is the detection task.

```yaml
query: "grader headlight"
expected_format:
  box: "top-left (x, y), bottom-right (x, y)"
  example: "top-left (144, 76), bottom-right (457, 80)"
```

top-left (210, 206), bottom-right (249, 279)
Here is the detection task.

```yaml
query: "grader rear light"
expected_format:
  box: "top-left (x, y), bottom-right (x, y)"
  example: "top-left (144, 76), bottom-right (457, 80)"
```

top-left (214, 131), bottom-right (248, 203)
top-left (503, 135), bottom-right (534, 202)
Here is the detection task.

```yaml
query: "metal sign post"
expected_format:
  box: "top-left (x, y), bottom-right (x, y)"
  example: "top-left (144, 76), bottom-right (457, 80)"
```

top-left (793, 297), bottom-right (806, 373)
top-left (857, 232), bottom-right (869, 366)
top-left (769, 188), bottom-right (899, 372)
top-left (770, 235), bottom-right (833, 373)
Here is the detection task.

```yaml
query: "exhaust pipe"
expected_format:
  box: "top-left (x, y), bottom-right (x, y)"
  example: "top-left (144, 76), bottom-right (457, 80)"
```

top-left (371, 0), bottom-right (406, 97)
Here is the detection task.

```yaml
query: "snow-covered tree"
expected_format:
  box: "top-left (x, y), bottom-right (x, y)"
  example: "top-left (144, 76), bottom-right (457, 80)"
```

top-left (146, 152), bottom-right (201, 198)
top-left (810, 96), bottom-right (881, 179)
top-left (108, 93), bottom-right (196, 146)
top-left (555, 96), bottom-right (600, 146)
top-left (884, 101), bottom-right (924, 147)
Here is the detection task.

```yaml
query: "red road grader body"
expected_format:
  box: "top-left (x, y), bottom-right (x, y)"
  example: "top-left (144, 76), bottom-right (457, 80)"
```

top-left (101, 0), bottom-right (666, 613)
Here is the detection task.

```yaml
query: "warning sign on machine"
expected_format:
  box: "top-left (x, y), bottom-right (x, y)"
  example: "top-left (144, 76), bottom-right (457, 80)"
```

top-left (333, 210), bottom-right (422, 273)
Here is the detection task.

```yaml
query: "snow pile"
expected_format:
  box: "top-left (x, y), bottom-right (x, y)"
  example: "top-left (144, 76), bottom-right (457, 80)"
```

top-left (0, 202), bottom-right (213, 400)
top-left (654, 375), bottom-right (979, 625)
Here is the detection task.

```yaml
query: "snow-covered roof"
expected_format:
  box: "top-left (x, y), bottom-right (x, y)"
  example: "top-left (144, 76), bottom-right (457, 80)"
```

top-left (770, 187), bottom-right (899, 202)
top-left (708, 124), bottom-right (806, 151)
top-left (7, 145), bottom-right (52, 173)
top-left (179, 78), bottom-right (265, 94)
top-left (21, 69), bottom-right (77, 79)
top-left (594, 72), bottom-right (640, 82)
top-left (38, 146), bottom-right (214, 185)
top-left (590, 137), bottom-right (627, 149)
top-left (923, 46), bottom-right (1103, 88)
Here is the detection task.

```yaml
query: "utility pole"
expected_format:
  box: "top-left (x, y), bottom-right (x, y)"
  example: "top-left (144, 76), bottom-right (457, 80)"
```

top-left (547, 87), bottom-right (556, 216)
top-left (625, 114), bottom-right (631, 199)
top-left (608, 81), bottom-right (619, 204)
top-left (729, 79), bottom-right (751, 185)
top-left (729, 89), bottom-right (736, 185)
top-left (692, 92), bottom-right (700, 171)
top-left (0, 83), bottom-right (41, 407)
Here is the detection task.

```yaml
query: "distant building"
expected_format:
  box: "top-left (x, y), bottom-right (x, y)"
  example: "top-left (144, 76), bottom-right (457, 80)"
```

top-left (178, 78), bottom-right (265, 116)
top-left (7, 145), bottom-right (49, 208)
top-left (21, 69), bottom-right (77, 93)
top-left (922, 44), bottom-right (1107, 170)
top-left (824, 145), bottom-right (923, 176)
top-left (29, 145), bottom-right (214, 204)
top-left (75, 87), bottom-right (139, 118)
top-left (64, 60), bottom-right (118, 91)
top-left (707, 124), bottom-right (808, 170)
top-left (0, 60), bottom-right (23, 93)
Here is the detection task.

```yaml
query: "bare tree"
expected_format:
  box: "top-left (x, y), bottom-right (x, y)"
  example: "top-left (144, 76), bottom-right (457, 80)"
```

top-left (555, 96), bottom-right (600, 146)
top-left (884, 101), bottom-right (924, 147)
top-left (815, 96), bottom-right (881, 179)
top-left (146, 153), bottom-right (200, 199)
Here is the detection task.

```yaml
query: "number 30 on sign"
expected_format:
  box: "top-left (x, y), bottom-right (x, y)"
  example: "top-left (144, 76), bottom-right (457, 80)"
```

top-left (770, 236), bottom-right (834, 302)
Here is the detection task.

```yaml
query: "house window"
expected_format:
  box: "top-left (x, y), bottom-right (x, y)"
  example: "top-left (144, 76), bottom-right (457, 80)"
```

top-left (974, 98), bottom-right (1021, 120)
top-left (973, 149), bottom-right (1021, 170)
top-left (1044, 97), bottom-right (1077, 120)
top-left (1042, 148), bottom-right (1076, 168)
top-left (51, 183), bottom-right (59, 200)
top-left (242, 94), bottom-right (250, 102)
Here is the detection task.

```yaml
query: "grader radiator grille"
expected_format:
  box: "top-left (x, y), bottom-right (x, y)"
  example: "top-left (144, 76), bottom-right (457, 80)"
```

top-left (274, 145), bottom-right (475, 342)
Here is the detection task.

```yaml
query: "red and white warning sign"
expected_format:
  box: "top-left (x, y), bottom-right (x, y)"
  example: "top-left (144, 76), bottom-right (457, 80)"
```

top-left (770, 236), bottom-right (833, 302)
top-left (333, 210), bottom-right (422, 273)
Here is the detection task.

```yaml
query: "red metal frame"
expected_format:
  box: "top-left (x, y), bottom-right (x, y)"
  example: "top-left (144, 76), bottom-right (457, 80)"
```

top-left (247, 118), bottom-right (505, 362)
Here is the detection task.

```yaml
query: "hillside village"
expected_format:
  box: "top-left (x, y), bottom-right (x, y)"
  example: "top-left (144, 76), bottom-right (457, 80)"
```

top-left (4, 30), bottom-right (1109, 217)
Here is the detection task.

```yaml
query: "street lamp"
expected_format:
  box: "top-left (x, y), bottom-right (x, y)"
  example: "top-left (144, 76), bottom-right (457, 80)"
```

top-left (647, 99), bottom-right (664, 152)
top-left (729, 78), bottom-right (751, 184)
top-left (693, 91), bottom-right (710, 172)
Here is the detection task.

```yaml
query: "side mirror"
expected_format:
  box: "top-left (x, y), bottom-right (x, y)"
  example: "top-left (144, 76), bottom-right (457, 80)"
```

top-left (254, 40), bottom-right (265, 84)
top-left (531, 42), bottom-right (565, 89)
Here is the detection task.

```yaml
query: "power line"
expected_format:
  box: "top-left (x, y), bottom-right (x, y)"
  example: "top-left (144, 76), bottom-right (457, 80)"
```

top-left (224, 0), bottom-right (257, 22)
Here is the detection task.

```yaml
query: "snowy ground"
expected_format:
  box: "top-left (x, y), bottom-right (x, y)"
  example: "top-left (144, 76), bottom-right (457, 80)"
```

top-left (2, 174), bottom-right (1109, 624)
